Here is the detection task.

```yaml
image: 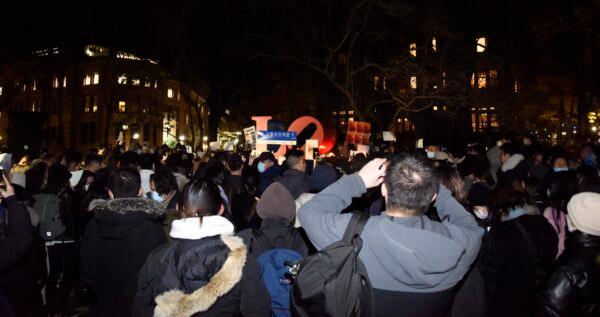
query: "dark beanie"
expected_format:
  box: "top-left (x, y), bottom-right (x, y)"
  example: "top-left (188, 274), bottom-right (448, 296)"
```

top-left (310, 164), bottom-right (337, 192)
top-left (256, 182), bottom-right (296, 222)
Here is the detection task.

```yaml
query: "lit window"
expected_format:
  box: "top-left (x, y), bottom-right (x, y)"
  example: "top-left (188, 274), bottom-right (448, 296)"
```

top-left (470, 73), bottom-right (475, 88)
top-left (53, 77), bottom-right (60, 88)
top-left (132, 79), bottom-right (140, 86)
top-left (167, 88), bottom-right (173, 98)
top-left (93, 72), bottom-right (100, 85)
top-left (348, 110), bottom-right (354, 114)
top-left (489, 69), bottom-right (498, 86)
top-left (477, 72), bottom-right (487, 88)
top-left (514, 80), bottom-right (519, 93)
top-left (84, 96), bottom-right (91, 112)
top-left (118, 74), bottom-right (127, 85)
top-left (32, 81), bottom-right (37, 91)
top-left (409, 43), bottom-right (417, 57)
top-left (349, 117), bottom-right (354, 121)
top-left (144, 79), bottom-right (151, 88)
top-left (177, 90), bottom-right (180, 100)
top-left (92, 96), bottom-right (98, 112)
top-left (118, 101), bottom-right (126, 112)
top-left (185, 114), bottom-right (189, 125)
top-left (382, 77), bottom-right (387, 90)
top-left (63, 77), bottom-right (67, 87)
top-left (410, 76), bottom-right (417, 89)
top-left (31, 102), bottom-right (37, 112)
top-left (432, 37), bottom-right (437, 52)
top-left (83, 74), bottom-right (92, 86)
top-left (433, 106), bottom-right (438, 111)
top-left (22, 84), bottom-right (26, 92)
top-left (476, 37), bottom-right (487, 53)
top-left (154, 80), bottom-right (158, 88)
top-left (0, 86), bottom-right (2, 95)
top-left (442, 72), bottom-right (447, 87)
top-left (373, 76), bottom-right (379, 90)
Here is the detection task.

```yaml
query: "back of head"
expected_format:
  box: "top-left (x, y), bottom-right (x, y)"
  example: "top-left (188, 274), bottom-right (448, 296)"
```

top-left (285, 150), bottom-right (305, 170)
top-left (547, 172), bottom-right (575, 211)
top-left (490, 184), bottom-right (529, 215)
top-left (150, 171), bottom-right (178, 195)
top-left (181, 178), bottom-right (222, 218)
top-left (119, 151), bottom-right (141, 169)
top-left (108, 167), bottom-right (142, 198)
top-left (437, 164), bottom-right (466, 203)
top-left (47, 164), bottom-right (72, 189)
top-left (228, 153), bottom-right (244, 172)
top-left (257, 151), bottom-right (276, 164)
top-left (384, 154), bottom-right (440, 216)
top-left (575, 165), bottom-right (600, 194)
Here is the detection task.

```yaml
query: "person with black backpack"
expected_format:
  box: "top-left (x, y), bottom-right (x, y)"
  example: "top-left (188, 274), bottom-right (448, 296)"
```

top-left (296, 155), bottom-right (484, 317)
top-left (32, 163), bottom-right (79, 316)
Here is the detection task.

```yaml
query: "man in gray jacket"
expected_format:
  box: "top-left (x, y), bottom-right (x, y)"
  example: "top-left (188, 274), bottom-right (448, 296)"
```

top-left (297, 155), bottom-right (484, 316)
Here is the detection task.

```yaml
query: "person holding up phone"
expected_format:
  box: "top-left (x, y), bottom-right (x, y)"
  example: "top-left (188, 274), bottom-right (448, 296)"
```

top-left (0, 174), bottom-right (38, 316)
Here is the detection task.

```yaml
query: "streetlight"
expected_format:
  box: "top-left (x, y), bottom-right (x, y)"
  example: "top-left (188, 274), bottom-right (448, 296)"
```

top-left (133, 133), bottom-right (140, 140)
top-left (122, 124), bottom-right (128, 130)
top-left (179, 135), bottom-right (186, 142)
top-left (202, 136), bottom-right (208, 141)
top-left (593, 126), bottom-right (598, 132)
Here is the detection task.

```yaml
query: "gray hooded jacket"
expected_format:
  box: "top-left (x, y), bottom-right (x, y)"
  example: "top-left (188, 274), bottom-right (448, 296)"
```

top-left (297, 174), bottom-right (484, 294)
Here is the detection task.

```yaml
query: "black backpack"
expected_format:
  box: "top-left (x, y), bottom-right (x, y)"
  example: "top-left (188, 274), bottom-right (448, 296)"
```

top-left (291, 212), bottom-right (373, 317)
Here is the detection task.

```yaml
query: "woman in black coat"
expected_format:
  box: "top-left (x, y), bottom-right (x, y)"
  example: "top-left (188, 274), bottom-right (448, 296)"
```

top-left (134, 179), bottom-right (271, 317)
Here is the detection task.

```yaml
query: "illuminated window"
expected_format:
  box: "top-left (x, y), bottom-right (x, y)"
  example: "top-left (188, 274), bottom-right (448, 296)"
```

top-left (85, 95), bottom-right (99, 113)
top-left (31, 102), bottom-right (37, 112)
top-left (382, 77), bottom-right (387, 90)
top-left (489, 69), bottom-right (498, 86)
top-left (22, 84), bottom-right (26, 92)
top-left (0, 86), bottom-right (2, 95)
top-left (177, 90), bottom-right (180, 101)
top-left (433, 106), bottom-right (438, 111)
top-left (132, 78), bottom-right (140, 86)
top-left (409, 43), bottom-right (417, 57)
top-left (63, 77), bottom-right (67, 87)
top-left (442, 72), bottom-right (447, 87)
top-left (167, 88), bottom-right (174, 98)
top-left (83, 74), bottom-right (92, 86)
top-left (144, 79), bottom-right (151, 88)
top-left (373, 76), bottom-right (379, 91)
top-left (118, 74), bottom-right (127, 85)
top-left (32, 81), bottom-right (37, 91)
top-left (477, 72), bottom-right (487, 88)
top-left (53, 77), bottom-right (60, 88)
top-left (432, 37), bottom-right (437, 52)
top-left (185, 113), bottom-right (189, 125)
top-left (93, 72), bottom-right (100, 85)
top-left (154, 80), bottom-right (158, 88)
top-left (118, 101), bottom-right (126, 112)
top-left (410, 76), bottom-right (417, 89)
top-left (476, 37), bottom-right (487, 53)
top-left (348, 110), bottom-right (354, 115)
top-left (471, 73), bottom-right (476, 88)
top-left (514, 80), bottom-right (519, 93)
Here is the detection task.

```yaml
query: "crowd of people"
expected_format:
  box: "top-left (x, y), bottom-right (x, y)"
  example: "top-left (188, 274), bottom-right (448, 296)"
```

top-left (0, 134), bottom-right (599, 317)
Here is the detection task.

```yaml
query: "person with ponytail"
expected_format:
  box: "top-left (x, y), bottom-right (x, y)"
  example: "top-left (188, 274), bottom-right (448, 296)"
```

top-left (133, 178), bottom-right (270, 317)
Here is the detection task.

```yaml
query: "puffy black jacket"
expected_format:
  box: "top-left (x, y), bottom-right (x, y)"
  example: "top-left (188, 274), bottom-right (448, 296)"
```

top-left (238, 217), bottom-right (310, 258)
top-left (278, 169), bottom-right (311, 199)
top-left (81, 198), bottom-right (167, 316)
top-left (537, 232), bottom-right (600, 316)
top-left (133, 235), bottom-right (271, 317)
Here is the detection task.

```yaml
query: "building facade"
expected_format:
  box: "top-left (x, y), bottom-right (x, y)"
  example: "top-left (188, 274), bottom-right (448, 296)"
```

top-left (0, 44), bottom-right (205, 151)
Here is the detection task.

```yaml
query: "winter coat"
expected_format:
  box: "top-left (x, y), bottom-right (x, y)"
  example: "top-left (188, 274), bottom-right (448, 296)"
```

top-left (537, 231), bottom-right (600, 316)
top-left (481, 214), bottom-right (558, 317)
top-left (277, 169), bottom-right (311, 199)
top-left (81, 197), bottom-right (167, 316)
top-left (237, 216), bottom-right (310, 258)
top-left (134, 233), bottom-right (271, 316)
top-left (497, 154), bottom-right (530, 186)
top-left (0, 196), bottom-right (44, 315)
top-left (297, 175), bottom-right (484, 317)
top-left (258, 165), bottom-right (284, 194)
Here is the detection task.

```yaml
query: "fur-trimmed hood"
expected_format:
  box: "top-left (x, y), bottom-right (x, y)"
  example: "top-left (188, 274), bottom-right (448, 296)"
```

top-left (90, 197), bottom-right (166, 216)
top-left (154, 235), bottom-right (247, 317)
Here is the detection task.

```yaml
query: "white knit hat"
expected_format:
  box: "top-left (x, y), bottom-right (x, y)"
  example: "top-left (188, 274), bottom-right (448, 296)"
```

top-left (567, 192), bottom-right (600, 236)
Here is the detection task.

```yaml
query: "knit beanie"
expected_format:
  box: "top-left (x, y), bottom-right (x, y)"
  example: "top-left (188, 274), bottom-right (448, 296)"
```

top-left (567, 192), bottom-right (600, 236)
top-left (257, 182), bottom-right (296, 222)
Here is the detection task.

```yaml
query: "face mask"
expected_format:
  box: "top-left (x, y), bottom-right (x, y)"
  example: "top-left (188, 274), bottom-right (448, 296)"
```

top-left (473, 206), bottom-right (488, 220)
top-left (150, 191), bottom-right (163, 203)
top-left (257, 162), bottom-right (266, 173)
top-left (553, 167), bottom-right (568, 173)
top-left (496, 140), bottom-right (503, 147)
top-left (426, 151), bottom-right (436, 159)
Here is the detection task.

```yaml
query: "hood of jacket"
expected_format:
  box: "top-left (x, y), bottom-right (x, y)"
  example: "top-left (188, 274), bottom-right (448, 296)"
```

top-left (154, 235), bottom-right (247, 317)
top-left (501, 154), bottom-right (525, 172)
top-left (363, 215), bottom-right (472, 291)
top-left (90, 198), bottom-right (166, 239)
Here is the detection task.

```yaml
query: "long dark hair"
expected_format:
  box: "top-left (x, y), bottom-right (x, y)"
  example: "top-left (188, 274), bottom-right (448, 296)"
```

top-left (181, 179), bottom-right (222, 219)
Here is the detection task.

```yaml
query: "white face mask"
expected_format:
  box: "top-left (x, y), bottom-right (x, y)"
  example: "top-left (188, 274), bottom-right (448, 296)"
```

top-left (150, 191), bottom-right (163, 203)
top-left (473, 206), bottom-right (488, 220)
top-left (426, 151), bottom-right (436, 159)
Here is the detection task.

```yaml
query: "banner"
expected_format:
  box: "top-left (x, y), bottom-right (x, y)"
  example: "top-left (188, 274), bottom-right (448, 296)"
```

top-left (345, 121), bottom-right (371, 145)
top-left (257, 130), bottom-right (297, 145)
top-left (305, 139), bottom-right (319, 160)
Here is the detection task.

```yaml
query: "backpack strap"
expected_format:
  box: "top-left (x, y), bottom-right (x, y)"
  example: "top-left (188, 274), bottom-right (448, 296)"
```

top-left (514, 219), bottom-right (545, 282)
top-left (252, 228), bottom-right (272, 252)
top-left (283, 227), bottom-right (299, 250)
top-left (342, 212), bottom-right (370, 243)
